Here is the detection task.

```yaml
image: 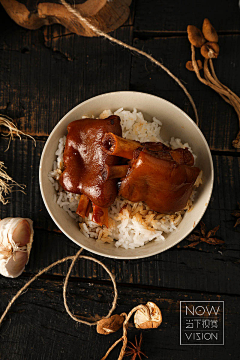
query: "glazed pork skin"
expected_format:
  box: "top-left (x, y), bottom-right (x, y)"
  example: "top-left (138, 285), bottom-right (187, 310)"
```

top-left (119, 150), bottom-right (200, 213)
top-left (59, 115), bottom-right (122, 208)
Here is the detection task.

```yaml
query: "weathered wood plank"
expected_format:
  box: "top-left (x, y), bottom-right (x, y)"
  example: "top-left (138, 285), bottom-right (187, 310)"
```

top-left (1, 8), bottom-right (240, 152)
top-left (0, 137), bottom-right (239, 295)
top-left (27, 224), bottom-right (240, 295)
top-left (0, 12), bottom-right (133, 136)
top-left (0, 277), bottom-right (239, 360)
top-left (134, 0), bottom-right (240, 33)
top-left (130, 35), bottom-right (240, 151)
top-left (0, 2), bottom-right (239, 358)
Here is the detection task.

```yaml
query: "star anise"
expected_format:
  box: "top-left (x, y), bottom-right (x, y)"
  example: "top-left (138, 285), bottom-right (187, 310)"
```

top-left (124, 333), bottom-right (148, 360)
top-left (232, 202), bottom-right (240, 228)
top-left (183, 221), bottom-right (224, 248)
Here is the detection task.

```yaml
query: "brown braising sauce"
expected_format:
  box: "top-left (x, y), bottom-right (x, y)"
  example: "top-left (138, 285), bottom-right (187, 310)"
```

top-left (59, 115), bottom-right (122, 208)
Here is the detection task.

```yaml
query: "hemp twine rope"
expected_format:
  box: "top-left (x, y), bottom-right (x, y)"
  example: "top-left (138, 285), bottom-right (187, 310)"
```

top-left (60, 0), bottom-right (199, 127)
top-left (0, 115), bottom-right (36, 204)
top-left (100, 304), bottom-right (146, 360)
top-left (0, 244), bottom-right (145, 360)
top-left (0, 248), bottom-right (118, 327)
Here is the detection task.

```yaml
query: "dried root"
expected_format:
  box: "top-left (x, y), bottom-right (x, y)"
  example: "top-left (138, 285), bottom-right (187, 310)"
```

top-left (0, 115), bottom-right (36, 151)
top-left (0, 161), bottom-right (25, 205)
top-left (0, 115), bottom-right (35, 204)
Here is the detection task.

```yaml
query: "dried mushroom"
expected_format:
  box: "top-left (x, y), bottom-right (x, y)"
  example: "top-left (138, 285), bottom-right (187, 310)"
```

top-left (187, 25), bottom-right (206, 48)
top-left (97, 314), bottom-right (125, 335)
top-left (0, 0), bottom-right (132, 37)
top-left (186, 60), bottom-right (203, 71)
top-left (202, 18), bottom-right (218, 43)
top-left (134, 302), bottom-right (162, 329)
top-left (187, 19), bottom-right (240, 148)
top-left (200, 42), bottom-right (219, 59)
top-left (100, 302), bottom-right (162, 359)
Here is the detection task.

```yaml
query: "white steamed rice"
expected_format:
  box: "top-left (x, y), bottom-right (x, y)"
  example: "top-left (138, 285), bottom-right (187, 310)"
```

top-left (48, 108), bottom-right (202, 249)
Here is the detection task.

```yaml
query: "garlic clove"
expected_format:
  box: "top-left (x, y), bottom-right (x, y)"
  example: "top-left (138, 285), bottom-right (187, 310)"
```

top-left (134, 302), bottom-right (162, 329)
top-left (0, 217), bottom-right (34, 278)
top-left (2, 251), bottom-right (28, 278)
top-left (12, 219), bottom-right (31, 246)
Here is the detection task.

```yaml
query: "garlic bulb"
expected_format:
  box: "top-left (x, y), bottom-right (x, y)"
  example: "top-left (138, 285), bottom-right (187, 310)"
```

top-left (0, 218), bottom-right (33, 278)
top-left (134, 302), bottom-right (162, 329)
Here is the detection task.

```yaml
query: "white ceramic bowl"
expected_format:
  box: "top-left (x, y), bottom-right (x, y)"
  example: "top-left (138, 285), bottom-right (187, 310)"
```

top-left (39, 91), bottom-right (214, 259)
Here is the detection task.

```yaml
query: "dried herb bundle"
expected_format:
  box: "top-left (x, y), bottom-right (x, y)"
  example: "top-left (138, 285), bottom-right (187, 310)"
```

top-left (186, 19), bottom-right (240, 148)
top-left (0, 115), bottom-right (35, 204)
top-left (0, 161), bottom-right (25, 205)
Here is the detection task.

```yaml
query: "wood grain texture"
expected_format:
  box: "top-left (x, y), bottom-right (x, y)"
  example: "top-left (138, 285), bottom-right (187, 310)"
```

top-left (0, 3), bottom-right (240, 358)
top-left (0, 13), bottom-right (133, 136)
top-left (1, 8), bottom-right (240, 151)
top-left (134, 0), bottom-right (240, 33)
top-left (130, 35), bottom-right (240, 151)
top-left (0, 277), bottom-right (239, 360)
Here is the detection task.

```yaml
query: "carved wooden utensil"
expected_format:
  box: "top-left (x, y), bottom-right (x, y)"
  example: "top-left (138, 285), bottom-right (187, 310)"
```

top-left (0, 0), bottom-right (132, 36)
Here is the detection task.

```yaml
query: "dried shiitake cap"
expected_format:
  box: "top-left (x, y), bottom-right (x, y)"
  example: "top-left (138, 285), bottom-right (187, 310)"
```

top-left (96, 314), bottom-right (125, 335)
top-left (202, 18), bottom-right (218, 43)
top-left (134, 302), bottom-right (162, 329)
top-left (187, 25), bottom-right (206, 48)
top-left (186, 60), bottom-right (203, 71)
top-left (201, 42), bottom-right (219, 59)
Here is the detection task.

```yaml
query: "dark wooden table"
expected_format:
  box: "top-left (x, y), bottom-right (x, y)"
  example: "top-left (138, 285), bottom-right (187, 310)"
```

top-left (1, 1), bottom-right (240, 359)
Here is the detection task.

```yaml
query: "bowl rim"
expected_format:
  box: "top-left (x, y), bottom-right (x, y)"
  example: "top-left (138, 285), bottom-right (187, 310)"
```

top-left (39, 91), bottom-right (214, 260)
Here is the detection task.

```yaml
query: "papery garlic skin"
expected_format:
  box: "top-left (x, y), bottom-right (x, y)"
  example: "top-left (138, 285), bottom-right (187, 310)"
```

top-left (0, 218), bottom-right (33, 278)
top-left (134, 302), bottom-right (162, 329)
